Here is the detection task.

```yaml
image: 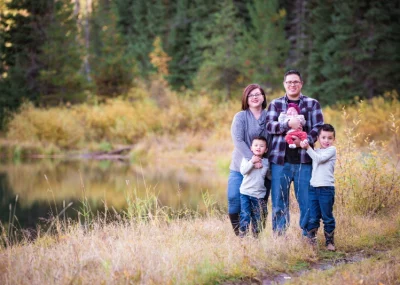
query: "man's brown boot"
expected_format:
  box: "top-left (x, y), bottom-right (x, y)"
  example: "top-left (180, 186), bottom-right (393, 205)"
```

top-left (307, 228), bottom-right (318, 247)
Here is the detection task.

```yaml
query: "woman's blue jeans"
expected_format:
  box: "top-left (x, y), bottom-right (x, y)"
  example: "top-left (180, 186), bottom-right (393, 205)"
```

top-left (306, 186), bottom-right (336, 233)
top-left (271, 162), bottom-right (311, 235)
top-left (227, 170), bottom-right (243, 214)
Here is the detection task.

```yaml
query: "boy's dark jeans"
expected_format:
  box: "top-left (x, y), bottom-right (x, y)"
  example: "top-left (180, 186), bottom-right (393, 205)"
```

top-left (239, 194), bottom-right (268, 235)
top-left (306, 186), bottom-right (336, 233)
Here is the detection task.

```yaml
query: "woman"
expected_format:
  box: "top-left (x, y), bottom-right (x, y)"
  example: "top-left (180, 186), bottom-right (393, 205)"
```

top-left (227, 83), bottom-right (270, 235)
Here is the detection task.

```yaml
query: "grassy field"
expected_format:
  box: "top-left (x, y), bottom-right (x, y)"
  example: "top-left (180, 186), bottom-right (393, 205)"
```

top-left (1, 201), bottom-right (399, 284)
top-left (0, 88), bottom-right (400, 284)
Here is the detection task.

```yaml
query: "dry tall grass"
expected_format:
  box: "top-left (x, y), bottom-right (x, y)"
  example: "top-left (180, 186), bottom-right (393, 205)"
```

top-left (333, 107), bottom-right (400, 215)
top-left (323, 90), bottom-right (400, 148)
top-left (1, 205), bottom-right (399, 285)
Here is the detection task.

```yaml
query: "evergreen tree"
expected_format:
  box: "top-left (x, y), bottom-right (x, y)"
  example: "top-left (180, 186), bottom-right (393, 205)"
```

top-left (0, 0), bottom-right (14, 127)
top-left (90, 0), bottom-right (135, 96)
top-left (305, 0), bottom-right (400, 104)
top-left (1, 0), bottom-right (51, 108)
top-left (115, 0), bottom-right (167, 78)
top-left (281, 0), bottom-right (310, 68)
top-left (0, 0), bottom-right (86, 127)
top-left (165, 0), bottom-right (191, 89)
top-left (239, 0), bottom-right (289, 89)
top-left (194, 0), bottom-right (245, 98)
top-left (38, 0), bottom-right (87, 104)
top-left (166, 0), bottom-right (218, 90)
top-left (355, 1), bottom-right (400, 99)
top-left (0, 0), bottom-right (7, 84)
top-left (318, 1), bottom-right (363, 103)
top-left (303, 0), bottom-right (336, 103)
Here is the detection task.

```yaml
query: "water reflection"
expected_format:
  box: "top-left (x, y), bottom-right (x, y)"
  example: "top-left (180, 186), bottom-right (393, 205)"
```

top-left (0, 158), bottom-right (228, 229)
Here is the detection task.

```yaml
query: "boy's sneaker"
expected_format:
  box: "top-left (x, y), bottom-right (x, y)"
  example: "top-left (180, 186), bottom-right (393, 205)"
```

top-left (324, 231), bottom-right (336, 251)
top-left (239, 230), bottom-right (247, 238)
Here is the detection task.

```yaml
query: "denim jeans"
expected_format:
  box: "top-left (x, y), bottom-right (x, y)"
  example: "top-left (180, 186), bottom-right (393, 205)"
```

top-left (306, 186), bottom-right (336, 233)
top-left (239, 194), bottom-right (268, 235)
top-left (227, 170), bottom-right (243, 214)
top-left (271, 162), bottom-right (312, 234)
top-left (227, 170), bottom-right (271, 215)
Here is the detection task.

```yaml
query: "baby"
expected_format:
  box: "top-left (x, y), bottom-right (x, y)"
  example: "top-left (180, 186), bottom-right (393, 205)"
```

top-left (278, 103), bottom-right (308, 148)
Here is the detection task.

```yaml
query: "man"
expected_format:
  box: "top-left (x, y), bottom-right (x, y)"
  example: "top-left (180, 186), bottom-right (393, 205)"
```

top-left (266, 69), bottom-right (324, 235)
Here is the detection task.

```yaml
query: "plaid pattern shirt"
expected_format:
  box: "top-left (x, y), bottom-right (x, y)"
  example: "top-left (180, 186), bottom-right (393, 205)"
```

top-left (266, 93), bottom-right (324, 165)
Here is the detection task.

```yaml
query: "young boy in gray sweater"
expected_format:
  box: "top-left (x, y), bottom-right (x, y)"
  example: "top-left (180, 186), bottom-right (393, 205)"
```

top-left (239, 136), bottom-right (270, 237)
top-left (300, 124), bottom-right (337, 251)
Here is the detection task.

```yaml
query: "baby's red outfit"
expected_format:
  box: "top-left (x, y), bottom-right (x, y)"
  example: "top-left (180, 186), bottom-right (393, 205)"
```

top-left (285, 130), bottom-right (308, 148)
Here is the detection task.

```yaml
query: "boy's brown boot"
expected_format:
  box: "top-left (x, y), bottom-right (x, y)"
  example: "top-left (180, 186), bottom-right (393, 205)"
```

top-left (324, 231), bottom-right (336, 251)
top-left (306, 228), bottom-right (318, 247)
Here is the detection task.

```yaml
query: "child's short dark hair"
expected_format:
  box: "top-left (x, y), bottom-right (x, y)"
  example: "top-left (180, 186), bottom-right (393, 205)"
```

top-left (252, 136), bottom-right (268, 145)
top-left (318, 124), bottom-right (335, 137)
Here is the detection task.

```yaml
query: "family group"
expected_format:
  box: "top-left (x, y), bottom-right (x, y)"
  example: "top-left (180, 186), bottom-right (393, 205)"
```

top-left (227, 69), bottom-right (337, 251)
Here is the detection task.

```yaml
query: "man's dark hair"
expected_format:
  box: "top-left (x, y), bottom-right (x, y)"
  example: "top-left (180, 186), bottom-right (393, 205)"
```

top-left (318, 124), bottom-right (336, 137)
top-left (284, 69), bottom-right (303, 82)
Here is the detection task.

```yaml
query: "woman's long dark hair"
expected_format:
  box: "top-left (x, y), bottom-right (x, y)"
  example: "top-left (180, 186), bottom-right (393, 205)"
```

top-left (241, 84), bottom-right (267, 110)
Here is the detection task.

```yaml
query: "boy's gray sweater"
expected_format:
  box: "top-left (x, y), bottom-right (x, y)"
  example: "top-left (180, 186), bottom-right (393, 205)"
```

top-left (306, 146), bottom-right (336, 187)
top-left (239, 158), bottom-right (269, 199)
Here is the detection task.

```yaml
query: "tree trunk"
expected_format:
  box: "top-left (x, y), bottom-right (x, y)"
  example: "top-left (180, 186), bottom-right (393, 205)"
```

top-left (84, 0), bottom-right (92, 82)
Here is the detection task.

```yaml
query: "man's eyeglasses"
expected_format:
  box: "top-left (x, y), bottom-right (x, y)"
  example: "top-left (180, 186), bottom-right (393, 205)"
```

top-left (248, 93), bottom-right (262, 98)
top-left (285, 81), bottom-right (302, 86)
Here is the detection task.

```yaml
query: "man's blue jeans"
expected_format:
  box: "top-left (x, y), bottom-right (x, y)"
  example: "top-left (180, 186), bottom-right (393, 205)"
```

top-left (271, 162), bottom-right (312, 234)
top-left (239, 194), bottom-right (268, 235)
top-left (306, 186), bottom-right (336, 233)
top-left (227, 170), bottom-right (243, 214)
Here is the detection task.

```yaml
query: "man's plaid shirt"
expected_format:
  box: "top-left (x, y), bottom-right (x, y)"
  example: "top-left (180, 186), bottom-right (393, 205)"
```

top-left (266, 93), bottom-right (324, 165)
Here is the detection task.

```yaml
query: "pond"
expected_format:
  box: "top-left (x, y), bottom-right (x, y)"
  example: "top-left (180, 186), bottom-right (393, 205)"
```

top-left (0, 158), bottom-right (228, 230)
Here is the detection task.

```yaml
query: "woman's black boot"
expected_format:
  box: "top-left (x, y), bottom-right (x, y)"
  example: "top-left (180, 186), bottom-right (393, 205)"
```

top-left (229, 213), bottom-right (240, 236)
